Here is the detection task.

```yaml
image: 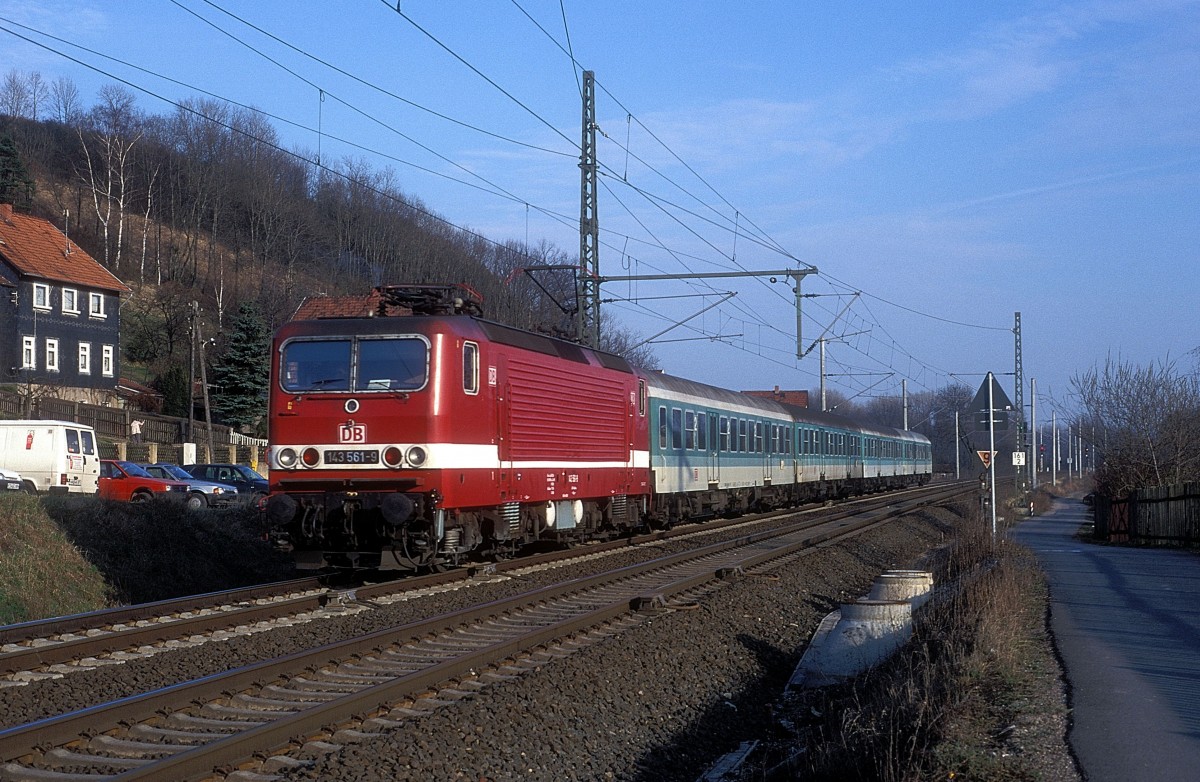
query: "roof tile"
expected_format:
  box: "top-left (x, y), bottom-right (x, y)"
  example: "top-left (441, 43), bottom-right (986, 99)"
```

top-left (0, 205), bottom-right (131, 294)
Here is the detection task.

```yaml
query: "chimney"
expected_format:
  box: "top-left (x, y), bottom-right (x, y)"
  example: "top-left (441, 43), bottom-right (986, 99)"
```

top-left (0, 203), bottom-right (11, 223)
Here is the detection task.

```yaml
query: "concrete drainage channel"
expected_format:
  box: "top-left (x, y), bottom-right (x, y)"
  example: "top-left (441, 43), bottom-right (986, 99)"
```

top-left (698, 569), bottom-right (935, 782)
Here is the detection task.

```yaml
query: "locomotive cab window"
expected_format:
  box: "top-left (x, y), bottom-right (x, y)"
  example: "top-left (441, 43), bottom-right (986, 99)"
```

top-left (462, 341), bottom-right (479, 394)
top-left (281, 336), bottom-right (428, 393)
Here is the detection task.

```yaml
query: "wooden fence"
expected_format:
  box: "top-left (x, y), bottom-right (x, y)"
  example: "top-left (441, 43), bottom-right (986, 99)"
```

top-left (1094, 483), bottom-right (1200, 545)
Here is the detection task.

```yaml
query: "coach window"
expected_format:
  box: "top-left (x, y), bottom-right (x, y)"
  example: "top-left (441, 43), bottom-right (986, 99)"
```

top-left (462, 341), bottom-right (479, 394)
top-left (658, 407), bottom-right (668, 449)
top-left (755, 422), bottom-right (763, 453)
top-left (739, 419), bottom-right (748, 452)
top-left (697, 412), bottom-right (708, 451)
top-left (719, 417), bottom-right (730, 452)
top-left (685, 410), bottom-right (696, 450)
top-left (671, 408), bottom-right (683, 449)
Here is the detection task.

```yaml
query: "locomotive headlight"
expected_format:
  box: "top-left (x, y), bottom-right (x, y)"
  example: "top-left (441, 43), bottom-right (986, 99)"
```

top-left (301, 447), bottom-right (321, 468)
top-left (405, 445), bottom-right (427, 467)
top-left (277, 447), bottom-right (298, 469)
top-left (382, 446), bottom-right (404, 468)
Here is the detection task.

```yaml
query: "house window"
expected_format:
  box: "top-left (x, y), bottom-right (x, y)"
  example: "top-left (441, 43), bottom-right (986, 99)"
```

top-left (62, 288), bottom-right (79, 314)
top-left (46, 338), bottom-right (59, 372)
top-left (102, 345), bottom-right (114, 377)
top-left (22, 336), bottom-right (36, 369)
top-left (78, 342), bottom-right (91, 374)
top-left (33, 283), bottom-right (50, 310)
top-left (89, 292), bottom-right (106, 318)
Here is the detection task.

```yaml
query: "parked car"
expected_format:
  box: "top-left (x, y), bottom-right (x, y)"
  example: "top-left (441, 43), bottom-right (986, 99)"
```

top-left (0, 420), bottom-right (100, 494)
top-left (140, 463), bottom-right (238, 509)
top-left (99, 460), bottom-right (190, 503)
top-left (1, 467), bottom-right (27, 493)
top-left (183, 464), bottom-right (268, 501)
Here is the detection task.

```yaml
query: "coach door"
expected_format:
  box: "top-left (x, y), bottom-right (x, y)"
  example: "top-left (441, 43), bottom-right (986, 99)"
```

top-left (706, 414), bottom-right (720, 487)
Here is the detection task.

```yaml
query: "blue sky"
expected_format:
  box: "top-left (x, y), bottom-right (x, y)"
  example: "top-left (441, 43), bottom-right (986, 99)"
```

top-left (2, 0), bottom-right (1198, 418)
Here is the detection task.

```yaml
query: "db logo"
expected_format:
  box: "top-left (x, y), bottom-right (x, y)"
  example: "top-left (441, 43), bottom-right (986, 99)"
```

top-left (339, 424), bottom-right (366, 443)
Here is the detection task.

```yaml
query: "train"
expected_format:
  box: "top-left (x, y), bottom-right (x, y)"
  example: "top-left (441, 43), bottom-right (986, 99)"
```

top-left (263, 284), bottom-right (932, 570)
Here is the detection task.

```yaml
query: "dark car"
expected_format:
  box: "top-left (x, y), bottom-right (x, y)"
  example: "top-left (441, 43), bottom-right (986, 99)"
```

top-left (140, 463), bottom-right (238, 509)
top-left (183, 463), bottom-right (268, 501)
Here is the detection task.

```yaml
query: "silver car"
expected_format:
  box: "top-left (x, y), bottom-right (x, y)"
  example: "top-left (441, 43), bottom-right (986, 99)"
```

top-left (140, 463), bottom-right (238, 509)
top-left (1, 466), bottom-right (25, 493)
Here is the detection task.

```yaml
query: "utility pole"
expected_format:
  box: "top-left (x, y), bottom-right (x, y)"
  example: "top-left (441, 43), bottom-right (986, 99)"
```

top-left (576, 70), bottom-right (600, 348)
top-left (819, 338), bottom-right (827, 412)
top-left (987, 371), bottom-right (997, 540)
top-left (193, 301), bottom-right (214, 460)
top-left (955, 410), bottom-right (960, 480)
top-left (1030, 377), bottom-right (1038, 490)
top-left (1013, 312), bottom-right (1025, 495)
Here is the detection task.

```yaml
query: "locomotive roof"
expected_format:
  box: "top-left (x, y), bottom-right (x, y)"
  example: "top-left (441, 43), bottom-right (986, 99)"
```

top-left (278, 314), bottom-right (635, 374)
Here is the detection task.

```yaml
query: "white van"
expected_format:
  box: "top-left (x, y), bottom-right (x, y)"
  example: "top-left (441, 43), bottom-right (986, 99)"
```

top-left (0, 420), bottom-right (100, 494)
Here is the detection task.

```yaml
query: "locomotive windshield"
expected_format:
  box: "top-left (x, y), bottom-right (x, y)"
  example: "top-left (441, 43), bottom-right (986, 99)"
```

top-left (281, 337), bottom-right (428, 393)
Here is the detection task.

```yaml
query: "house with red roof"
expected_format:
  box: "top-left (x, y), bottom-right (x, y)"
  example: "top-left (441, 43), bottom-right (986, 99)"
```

top-left (0, 203), bottom-right (131, 405)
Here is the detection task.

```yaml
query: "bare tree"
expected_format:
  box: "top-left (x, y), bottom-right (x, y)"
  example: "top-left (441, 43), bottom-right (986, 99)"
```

top-left (25, 72), bottom-right (48, 120)
top-left (1072, 357), bottom-right (1200, 497)
top-left (78, 85), bottom-right (142, 270)
top-left (50, 76), bottom-right (82, 125)
top-left (1, 69), bottom-right (30, 118)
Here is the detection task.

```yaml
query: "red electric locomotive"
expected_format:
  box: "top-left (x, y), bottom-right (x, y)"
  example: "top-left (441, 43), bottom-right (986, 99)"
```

top-left (265, 285), bottom-right (650, 570)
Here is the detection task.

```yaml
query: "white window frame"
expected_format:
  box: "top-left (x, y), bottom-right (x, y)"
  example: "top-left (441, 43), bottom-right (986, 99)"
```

top-left (88, 292), bottom-right (106, 319)
top-left (61, 288), bottom-right (79, 315)
top-left (33, 283), bottom-right (51, 311)
top-left (78, 342), bottom-right (91, 375)
top-left (22, 336), bottom-right (36, 369)
top-left (46, 338), bottom-right (59, 372)
top-left (102, 344), bottom-right (114, 377)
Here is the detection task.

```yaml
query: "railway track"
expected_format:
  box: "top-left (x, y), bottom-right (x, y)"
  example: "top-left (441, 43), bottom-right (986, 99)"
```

top-left (0, 483), bottom-right (969, 781)
top-left (0, 483), bottom-right (961, 685)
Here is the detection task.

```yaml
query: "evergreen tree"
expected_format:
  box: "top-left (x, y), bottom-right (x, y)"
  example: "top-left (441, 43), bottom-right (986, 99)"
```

top-left (210, 303), bottom-right (270, 433)
top-left (155, 364), bottom-right (192, 419)
top-left (0, 134), bottom-right (35, 209)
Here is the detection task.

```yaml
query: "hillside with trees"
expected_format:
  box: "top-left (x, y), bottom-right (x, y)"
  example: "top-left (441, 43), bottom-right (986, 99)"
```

top-left (1, 69), bottom-right (654, 433)
top-left (3, 69), bottom-right (1020, 468)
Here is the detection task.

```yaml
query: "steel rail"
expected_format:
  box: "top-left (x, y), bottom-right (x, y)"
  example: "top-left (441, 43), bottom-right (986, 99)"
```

top-left (0, 485), bottom-right (970, 780)
top-left (1, 483), bottom-right (965, 680)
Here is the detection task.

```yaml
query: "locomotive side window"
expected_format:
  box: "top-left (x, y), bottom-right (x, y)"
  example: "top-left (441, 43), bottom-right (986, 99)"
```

top-left (638, 380), bottom-right (647, 416)
top-left (359, 338), bottom-right (427, 391)
top-left (281, 339), bottom-right (352, 392)
top-left (462, 341), bottom-right (479, 394)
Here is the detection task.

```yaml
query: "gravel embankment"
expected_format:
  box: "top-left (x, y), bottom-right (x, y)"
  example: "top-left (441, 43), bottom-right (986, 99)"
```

top-left (3, 504), bottom-right (1074, 781)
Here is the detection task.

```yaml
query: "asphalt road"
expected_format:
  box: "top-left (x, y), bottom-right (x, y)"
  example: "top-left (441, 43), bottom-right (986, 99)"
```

top-left (1016, 498), bottom-right (1200, 782)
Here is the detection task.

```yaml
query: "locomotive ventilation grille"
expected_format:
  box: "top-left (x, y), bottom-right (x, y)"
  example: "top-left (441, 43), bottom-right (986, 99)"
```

top-left (502, 502), bottom-right (521, 536)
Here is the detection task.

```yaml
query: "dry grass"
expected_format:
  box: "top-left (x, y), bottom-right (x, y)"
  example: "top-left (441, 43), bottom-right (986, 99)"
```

top-left (0, 494), bottom-right (112, 624)
top-left (763, 507), bottom-right (1075, 782)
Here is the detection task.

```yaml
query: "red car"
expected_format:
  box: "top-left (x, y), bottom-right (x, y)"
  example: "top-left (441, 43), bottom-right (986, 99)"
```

top-left (99, 460), bottom-right (190, 502)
